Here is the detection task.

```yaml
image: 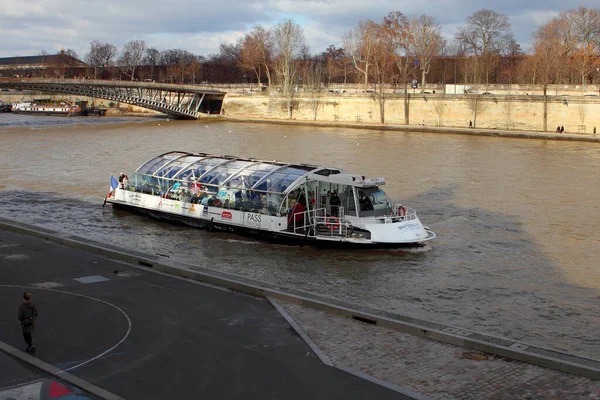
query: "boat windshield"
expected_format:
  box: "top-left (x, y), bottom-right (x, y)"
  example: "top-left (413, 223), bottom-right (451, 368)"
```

top-left (356, 186), bottom-right (393, 217)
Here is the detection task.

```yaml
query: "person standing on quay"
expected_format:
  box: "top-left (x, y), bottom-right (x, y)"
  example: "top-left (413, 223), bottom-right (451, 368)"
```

top-left (18, 292), bottom-right (38, 353)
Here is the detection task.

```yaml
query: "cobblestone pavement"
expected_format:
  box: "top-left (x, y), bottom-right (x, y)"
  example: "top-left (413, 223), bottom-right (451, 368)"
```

top-left (280, 301), bottom-right (600, 400)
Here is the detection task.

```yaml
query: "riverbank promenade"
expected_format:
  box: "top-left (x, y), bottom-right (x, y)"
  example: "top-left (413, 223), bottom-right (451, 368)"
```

top-left (0, 221), bottom-right (599, 400)
top-left (224, 116), bottom-right (600, 143)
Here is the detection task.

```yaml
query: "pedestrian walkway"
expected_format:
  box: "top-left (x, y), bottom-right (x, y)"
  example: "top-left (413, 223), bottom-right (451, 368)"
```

top-left (1, 220), bottom-right (599, 399)
top-left (280, 302), bottom-right (600, 400)
top-left (0, 228), bottom-right (408, 400)
top-left (225, 116), bottom-right (600, 144)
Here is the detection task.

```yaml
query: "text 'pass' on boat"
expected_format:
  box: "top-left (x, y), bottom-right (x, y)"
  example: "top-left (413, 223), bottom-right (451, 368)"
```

top-left (104, 151), bottom-right (435, 247)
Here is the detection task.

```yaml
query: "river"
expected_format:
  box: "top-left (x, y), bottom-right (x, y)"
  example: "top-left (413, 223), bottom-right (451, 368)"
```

top-left (0, 113), bottom-right (599, 360)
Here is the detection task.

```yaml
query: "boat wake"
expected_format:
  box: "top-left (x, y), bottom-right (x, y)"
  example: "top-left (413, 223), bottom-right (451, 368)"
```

top-left (217, 238), bottom-right (263, 245)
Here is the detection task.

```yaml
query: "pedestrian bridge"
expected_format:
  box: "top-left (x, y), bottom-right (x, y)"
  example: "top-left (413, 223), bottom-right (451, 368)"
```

top-left (0, 78), bottom-right (226, 119)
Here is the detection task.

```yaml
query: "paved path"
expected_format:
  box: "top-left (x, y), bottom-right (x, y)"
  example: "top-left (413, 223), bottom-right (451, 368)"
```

top-left (2, 224), bottom-right (599, 400)
top-left (0, 229), bottom-right (408, 400)
top-left (280, 302), bottom-right (600, 400)
top-left (225, 116), bottom-right (600, 143)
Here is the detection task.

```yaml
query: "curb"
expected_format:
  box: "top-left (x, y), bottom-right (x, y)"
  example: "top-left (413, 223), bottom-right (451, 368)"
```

top-left (1, 218), bottom-right (599, 381)
top-left (0, 341), bottom-right (125, 400)
top-left (268, 298), bottom-right (431, 400)
top-left (267, 298), bottom-right (333, 367)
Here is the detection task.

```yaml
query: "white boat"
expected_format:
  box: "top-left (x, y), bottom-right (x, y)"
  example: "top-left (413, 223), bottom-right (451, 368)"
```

top-left (11, 100), bottom-right (81, 116)
top-left (104, 151), bottom-right (436, 247)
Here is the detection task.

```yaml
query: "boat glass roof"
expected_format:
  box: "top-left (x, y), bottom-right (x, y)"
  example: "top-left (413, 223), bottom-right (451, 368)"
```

top-left (135, 152), bottom-right (317, 194)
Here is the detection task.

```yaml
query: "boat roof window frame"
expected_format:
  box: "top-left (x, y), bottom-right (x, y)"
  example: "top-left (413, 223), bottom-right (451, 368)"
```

top-left (132, 152), bottom-right (323, 195)
top-left (220, 160), bottom-right (263, 187)
top-left (250, 164), bottom-right (292, 191)
top-left (136, 151), bottom-right (191, 176)
top-left (204, 159), bottom-right (259, 186)
top-left (196, 158), bottom-right (238, 183)
top-left (171, 156), bottom-right (211, 180)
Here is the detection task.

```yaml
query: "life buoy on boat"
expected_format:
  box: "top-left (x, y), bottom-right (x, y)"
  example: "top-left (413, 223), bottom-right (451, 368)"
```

top-left (326, 216), bottom-right (340, 230)
top-left (398, 206), bottom-right (407, 217)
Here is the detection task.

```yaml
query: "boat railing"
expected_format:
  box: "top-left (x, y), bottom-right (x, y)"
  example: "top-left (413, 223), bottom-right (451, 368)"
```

top-left (356, 206), bottom-right (418, 224)
top-left (292, 207), bottom-right (353, 238)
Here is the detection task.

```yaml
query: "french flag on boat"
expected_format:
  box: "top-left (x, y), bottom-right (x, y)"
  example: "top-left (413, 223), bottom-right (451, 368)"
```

top-left (107, 174), bottom-right (119, 198)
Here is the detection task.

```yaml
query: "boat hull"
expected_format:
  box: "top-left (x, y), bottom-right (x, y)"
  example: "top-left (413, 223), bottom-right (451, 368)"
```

top-left (12, 109), bottom-right (81, 117)
top-left (106, 192), bottom-right (432, 249)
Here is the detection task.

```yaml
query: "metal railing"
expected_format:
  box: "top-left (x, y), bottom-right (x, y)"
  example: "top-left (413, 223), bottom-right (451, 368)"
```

top-left (357, 205), bottom-right (418, 224)
top-left (290, 207), bottom-right (353, 238)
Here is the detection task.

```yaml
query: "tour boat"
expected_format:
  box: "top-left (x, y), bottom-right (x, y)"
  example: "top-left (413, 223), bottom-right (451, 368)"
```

top-left (104, 151), bottom-right (436, 247)
top-left (11, 100), bottom-right (81, 116)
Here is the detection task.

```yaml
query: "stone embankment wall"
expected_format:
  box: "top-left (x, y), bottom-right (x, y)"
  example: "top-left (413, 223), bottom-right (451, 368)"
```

top-left (3, 87), bottom-right (599, 134)
top-left (223, 93), bottom-right (600, 134)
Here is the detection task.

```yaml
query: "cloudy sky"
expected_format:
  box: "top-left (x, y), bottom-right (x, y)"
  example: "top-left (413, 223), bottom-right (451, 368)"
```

top-left (0, 0), bottom-right (597, 59)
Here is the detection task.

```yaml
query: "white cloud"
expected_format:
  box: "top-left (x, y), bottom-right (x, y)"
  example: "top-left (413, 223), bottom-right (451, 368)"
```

top-left (0, 0), bottom-right (596, 58)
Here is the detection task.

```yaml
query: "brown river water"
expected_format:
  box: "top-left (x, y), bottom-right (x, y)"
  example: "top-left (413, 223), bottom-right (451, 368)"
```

top-left (0, 113), bottom-right (599, 359)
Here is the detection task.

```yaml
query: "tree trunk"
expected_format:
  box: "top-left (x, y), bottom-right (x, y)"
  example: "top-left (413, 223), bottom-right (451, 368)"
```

top-left (403, 83), bottom-right (410, 125)
top-left (543, 86), bottom-right (548, 132)
top-left (379, 94), bottom-right (385, 124)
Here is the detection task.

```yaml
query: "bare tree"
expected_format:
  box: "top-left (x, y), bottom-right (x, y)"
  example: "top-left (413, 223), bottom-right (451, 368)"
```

top-left (322, 45), bottom-right (344, 86)
top-left (38, 50), bottom-right (50, 78)
top-left (531, 22), bottom-right (565, 131)
top-left (456, 9), bottom-right (515, 85)
top-left (411, 14), bottom-right (443, 87)
top-left (239, 25), bottom-right (274, 92)
top-left (47, 49), bottom-right (80, 78)
top-left (219, 42), bottom-right (242, 64)
top-left (466, 94), bottom-right (486, 128)
top-left (380, 11), bottom-right (418, 125)
top-left (143, 47), bottom-right (160, 81)
top-left (432, 97), bottom-right (447, 126)
top-left (119, 40), bottom-right (146, 81)
top-left (578, 103), bottom-right (587, 132)
top-left (272, 19), bottom-right (306, 118)
top-left (159, 49), bottom-right (196, 83)
top-left (85, 41), bottom-right (117, 79)
top-left (273, 19), bottom-right (306, 94)
top-left (343, 20), bottom-right (378, 90)
top-left (563, 7), bottom-right (600, 87)
top-left (370, 22), bottom-right (394, 123)
top-left (307, 90), bottom-right (324, 121)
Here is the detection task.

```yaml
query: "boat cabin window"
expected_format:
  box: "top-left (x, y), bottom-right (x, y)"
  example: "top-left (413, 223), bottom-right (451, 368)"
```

top-left (342, 185), bottom-right (357, 217)
top-left (356, 186), bottom-right (393, 217)
top-left (128, 173), bottom-right (162, 195)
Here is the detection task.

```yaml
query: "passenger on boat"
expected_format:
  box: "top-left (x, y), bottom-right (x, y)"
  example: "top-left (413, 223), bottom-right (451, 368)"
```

top-left (259, 203), bottom-right (269, 215)
top-left (359, 193), bottom-right (374, 211)
top-left (288, 197), bottom-right (306, 228)
top-left (118, 173), bottom-right (129, 189)
top-left (235, 189), bottom-right (243, 208)
top-left (330, 191), bottom-right (341, 217)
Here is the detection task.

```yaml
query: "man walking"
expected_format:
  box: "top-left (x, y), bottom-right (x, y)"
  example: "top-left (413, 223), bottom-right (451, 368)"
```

top-left (18, 292), bottom-right (38, 353)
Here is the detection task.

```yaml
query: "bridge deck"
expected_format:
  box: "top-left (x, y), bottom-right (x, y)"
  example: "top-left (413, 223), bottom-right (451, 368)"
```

top-left (0, 78), bottom-right (226, 119)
